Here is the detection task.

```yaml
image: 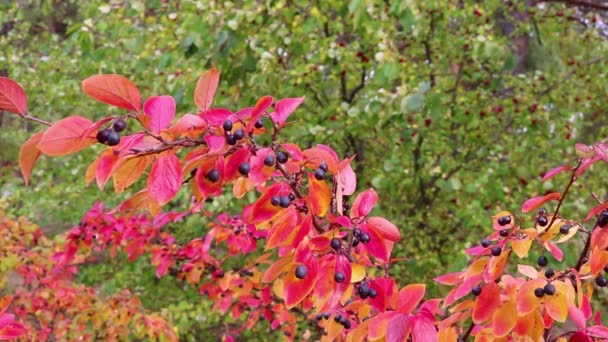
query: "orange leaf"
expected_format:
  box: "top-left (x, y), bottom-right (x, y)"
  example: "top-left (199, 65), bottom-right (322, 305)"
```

top-left (521, 192), bottom-right (561, 213)
top-left (232, 177), bottom-right (254, 199)
top-left (82, 74), bottom-right (141, 111)
top-left (0, 77), bottom-right (27, 115)
top-left (544, 281), bottom-right (574, 322)
top-left (284, 261), bottom-right (318, 308)
top-left (194, 68), bottom-right (220, 112)
top-left (18, 131), bottom-right (43, 185)
top-left (492, 300), bottom-right (517, 337)
top-left (397, 284), bottom-right (426, 314)
top-left (113, 155), bottom-right (154, 193)
top-left (309, 172), bottom-right (331, 217)
top-left (514, 311), bottom-right (544, 341)
top-left (511, 238), bottom-right (532, 258)
top-left (262, 255), bottom-right (292, 283)
top-left (472, 282), bottom-right (501, 324)
top-left (38, 116), bottom-right (96, 156)
top-left (516, 278), bottom-right (545, 315)
top-left (266, 208), bottom-right (299, 249)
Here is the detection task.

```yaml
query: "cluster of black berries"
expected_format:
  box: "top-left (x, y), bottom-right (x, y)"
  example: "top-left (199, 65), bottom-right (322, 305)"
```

top-left (333, 314), bottom-right (351, 329)
top-left (271, 194), bottom-right (294, 208)
top-left (314, 162), bottom-right (328, 180)
top-left (96, 119), bottom-right (127, 146)
top-left (223, 119), bottom-right (245, 145)
top-left (534, 283), bottom-right (557, 297)
top-left (480, 238), bottom-right (502, 256)
top-left (357, 282), bottom-right (377, 299)
top-left (352, 227), bottom-right (370, 247)
top-left (497, 215), bottom-right (511, 226)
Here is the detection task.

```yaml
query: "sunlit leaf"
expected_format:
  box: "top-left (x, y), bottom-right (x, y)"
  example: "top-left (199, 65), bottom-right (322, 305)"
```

top-left (0, 77), bottom-right (27, 115)
top-left (82, 74), bottom-right (141, 111)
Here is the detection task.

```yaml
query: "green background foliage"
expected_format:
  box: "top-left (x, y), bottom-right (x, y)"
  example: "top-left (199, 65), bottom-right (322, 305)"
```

top-left (2, 0), bottom-right (608, 338)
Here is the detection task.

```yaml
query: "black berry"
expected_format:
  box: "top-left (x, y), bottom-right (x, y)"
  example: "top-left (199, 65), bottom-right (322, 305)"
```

top-left (598, 211), bottom-right (608, 228)
top-left (538, 255), bottom-right (549, 267)
top-left (352, 238), bottom-right (360, 247)
top-left (314, 168), bottom-right (325, 180)
top-left (537, 216), bottom-right (548, 227)
top-left (358, 284), bottom-right (370, 299)
top-left (360, 232), bottom-right (371, 244)
top-left (223, 120), bottom-right (233, 132)
top-left (544, 268), bottom-right (555, 279)
top-left (106, 130), bottom-right (120, 146)
top-left (471, 285), bottom-right (482, 296)
top-left (368, 288), bottom-right (377, 298)
top-left (491, 246), bottom-right (501, 256)
top-left (330, 238), bottom-right (341, 250)
top-left (343, 319), bottom-right (351, 329)
top-left (353, 228), bottom-right (361, 237)
top-left (206, 169), bottom-right (220, 182)
top-left (271, 196), bottom-right (281, 206)
top-left (544, 283), bottom-right (556, 295)
top-left (319, 162), bottom-right (328, 172)
top-left (596, 275), bottom-right (608, 287)
top-left (112, 119), bottom-right (127, 132)
top-left (497, 215), bottom-right (511, 226)
top-left (279, 196), bottom-right (291, 208)
top-left (604, 265), bottom-right (608, 273)
top-left (264, 155), bottom-right (275, 167)
top-left (499, 229), bottom-right (509, 237)
top-left (254, 118), bottom-right (264, 129)
top-left (289, 193), bottom-right (295, 201)
top-left (96, 129), bottom-right (111, 144)
top-left (559, 225), bottom-right (570, 234)
top-left (334, 314), bottom-right (343, 323)
top-left (534, 287), bottom-right (545, 298)
top-left (238, 162), bottom-right (251, 175)
top-left (481, 239), bottom-right (491, 248)
top-left (334, 272), bottom-right (345, 283)
top-left (276, 151), bottom-right (288, 164)
top-left (226, 134), bottom-right (237, 145)
top-left (295, 265), bottom-right (307, 279)
top-left (234, 128), bottom-right (245, 140)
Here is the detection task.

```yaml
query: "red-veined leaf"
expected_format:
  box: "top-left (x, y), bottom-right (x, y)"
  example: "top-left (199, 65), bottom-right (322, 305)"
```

top-left (194, 68), bottom-right (220, 112)
top-left (270, 97), bottom-right (304, 125)
top-left (521, 192), bottom-right (561, 213)
top-left (38, 115), bottom-right (96, 156)
top-left (148, 151), bottom-right (182, 205)
top-left (143, 95), bottom-right (176, 133)
top-left (18, 131), bottom-right (43, 185)
top-left (82, 74), bottom-right (141, 111)
top-left (0, 77), bottom-right (27, 115)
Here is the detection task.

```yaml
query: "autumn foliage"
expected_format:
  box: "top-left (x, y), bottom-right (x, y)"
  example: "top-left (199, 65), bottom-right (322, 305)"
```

top-left (2, 71), bottom-right (608, 341)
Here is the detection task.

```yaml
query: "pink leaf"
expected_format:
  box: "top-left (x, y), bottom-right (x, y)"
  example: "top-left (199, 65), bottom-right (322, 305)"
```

top-left (0, 77), bottom-right (27, 115)
top-left (542, 165), bottom-right (571, 181)
top-left (587, 326), bottom-right (608, 339)
top-left (147, 152), bottom-right (182, 205)
top-left (569, 305), bottom-right (587, 330)
top-left (204, 134), bottom-right (226, 153)
top-left (270, 97), bottom-right (305, 125)
top-left (194, 68), bottom-right (220, 112)
top-left (545, 241), bottom-right (563, 262)
top-left (585, 201), bottom-right (608, 221)
top-left (397, 284), bottom-right (426, 314)
top-left (368, 216), bottom-right (400, 241)
top-left (521, 192), bottom-right (561, 213)
top-left (143, 95), bottom-right (176, 133)
top-left (82, 74), bottom-right (141, 111)
top-left (247, 95), bottom-right (273, 130)
top-left (386, 314), bottom-right (412, 342)
top-left (411, 316), bottom-right (437, 342)
top-left (433, 271), bottom-right (463, 285)
top-left (350, 188), bottom-right (378, 218)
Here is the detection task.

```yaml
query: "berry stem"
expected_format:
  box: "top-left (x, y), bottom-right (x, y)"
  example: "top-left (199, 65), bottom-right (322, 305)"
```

top-left (547, 160), bottom-right (581, 229)
top-left (23, 113), bottom-right (52, 126)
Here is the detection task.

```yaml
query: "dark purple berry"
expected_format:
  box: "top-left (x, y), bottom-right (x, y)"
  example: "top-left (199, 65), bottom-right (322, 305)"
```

top-left (112, 119), bottom-right (127, 132)
top-left (497, 215), bottom-right (511, 226)
top-left (226, 134), bottom-right (237, 145)
top-left (471, 285), bottom-right (482, 296)
top-left (538, 255), bottom-right (549, 267)
top-left (334, 272), bottom-right (345, 283)
top-left (254, 118), bottom-right (264, 129)
top-left (106, 130), bottom-right (120, 146)
top-left (537, 216), bottom-right (548, 227)
top-left (223, 120), bottom-right (233, 132)
top-left (598, 211), bottom-right (608, 228)
top-left (353, 228), bottom-right (361, 237)
top-left (491, 246), bottom-right (501, 256)
top-left (264, 155), bottom-right (275, 167)
top-left (271, 196), bottom-right (281, 206)
top-left (234, 128), bottom-right (245, 140)
top-left (206, 169), bottom-right (220, 182)
top-left (330, 238), bottom-right (341, 251)
top-left (481, 239), bottom-right (491, 248)
top-left (319, 162), bottom-right (328, 172)
top-left (544, 283), bottom-right (556, 295)
top-left (238, 162), bottom-right (250, 175)
top-left (368, 288), bottom-right (377, 298)
top-left (499, 229), bottom-right (509, 237)
top-left (279, 196), bottom-right (291, 208)
top-left (360, 232), bottom-right (371, 244)
top-left (96, 129), bottom-right (111, 144)
top-left (544, 268), bottom-right (555, 279)
top-left (295, 265), bottom-right (307, 279)
top-left (314, 168), bottom-right (325, 180)
top-left (560, 225), bottom-right (570, 234)
top-left (276, 151), bottom-right (288, 164)
top-left (534, 287), bottom-right (545, 298)
top-left (596, 275), bottom-right (608, 287)
top-left (351, 238), bottom-right (360, 247)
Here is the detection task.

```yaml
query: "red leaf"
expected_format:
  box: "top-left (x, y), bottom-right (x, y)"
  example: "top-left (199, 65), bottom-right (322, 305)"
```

top-left (270, 97), bottom-right (305, 125)
top-left (194, 68), bottom-right (220, 112)
top-left (143, 95), bottom-right (176, 133)
top-left (148, 151), bottom-right (182, 205)
top-left (18, 131), bottom-right (43, 185)
top-left (386, 313), bottom-right (412, 342)
top-left (472, 282), bottom-right (501, 323)
top-left (368, 216), bottom-right (400, 241)
top-left (397, 284), bottom-right (426, 314)
top-left (521, 192), bottom-right (561, 213)
top-left (433, 271), bottom-right (463, 285)
top-left (351, 188), bottom-right (378, 218)
top-left (545, 241), bottom-right (564, 262)
top-left (585, 201), bottom-right (608, 221)
top-left (570, 331), bottom-right (593, 342)
top-left (82, 74), bottom-right (141, 111)
top-left (247, 95), bottom-right (273, 130)
top-left (0, 77), bottom-right (27, 115)
top-left (38, 115), bottom-right (96, 156)
top-left (542, 165), bottom-right (571, 181)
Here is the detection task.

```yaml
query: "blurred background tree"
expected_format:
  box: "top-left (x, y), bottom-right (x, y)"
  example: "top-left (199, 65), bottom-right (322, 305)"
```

top-left (2, 0), bottom-right (608, 339)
